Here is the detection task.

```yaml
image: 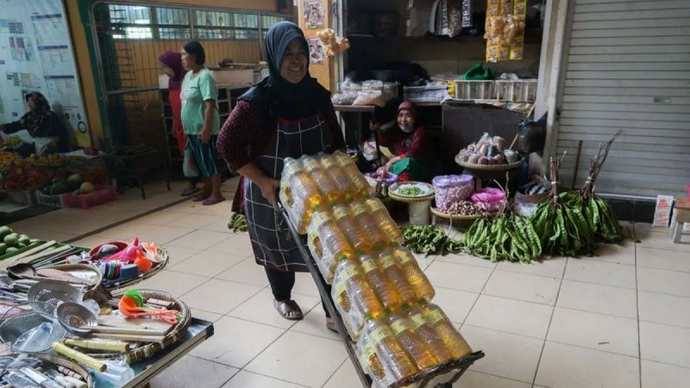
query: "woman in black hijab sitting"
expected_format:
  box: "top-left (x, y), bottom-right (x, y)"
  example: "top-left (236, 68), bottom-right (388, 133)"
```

top-left (0, 92), bottom-right (69, 156)
top-left (218, 22), bottom-right (345, 329)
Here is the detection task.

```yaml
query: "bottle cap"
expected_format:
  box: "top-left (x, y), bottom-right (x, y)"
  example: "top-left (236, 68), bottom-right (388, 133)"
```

top-left (364, 314), bottom-right (373, 322)
top-left (418, 298), bottom-right (428, 306)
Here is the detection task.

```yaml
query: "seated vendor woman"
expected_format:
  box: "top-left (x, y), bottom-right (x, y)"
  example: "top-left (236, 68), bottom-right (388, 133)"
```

top-left (0, 92), bottom-right (69, 157)
top-left (378, 101), bottom-right (439, 182)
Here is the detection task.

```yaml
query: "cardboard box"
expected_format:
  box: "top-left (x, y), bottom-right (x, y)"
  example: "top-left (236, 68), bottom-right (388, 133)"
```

top-left (653, 195), bottom-right (674, 228)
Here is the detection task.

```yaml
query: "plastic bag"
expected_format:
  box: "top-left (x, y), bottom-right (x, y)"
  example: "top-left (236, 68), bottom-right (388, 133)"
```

top-left (183, 145), bottom-right (199, 178)
top-left (353, 91), bottom-right (386, 107)
top-left (362, 140), bottom-right (379, 162)
top-left (331, 93), bottom-right (358, 105)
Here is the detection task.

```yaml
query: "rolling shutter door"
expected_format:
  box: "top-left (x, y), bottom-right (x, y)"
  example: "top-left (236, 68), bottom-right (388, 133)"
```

top-left (556, 0), bottom-right (690, 198)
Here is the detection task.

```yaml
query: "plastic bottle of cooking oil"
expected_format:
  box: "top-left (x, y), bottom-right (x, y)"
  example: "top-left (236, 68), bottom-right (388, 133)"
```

top-left (331, 258), bottom-right (383, 339)
top-left (279, 171), bottom-right (321, 234)
top-left (331, 204), bottom-right (372, 252)
top-left (405, 304), bottom-right (454, 363)
top-left (364, 198), bottom-right (404, 244)
top-left (393, 247), bottom-right (435, 301)
top-left (360, 253), bottom-right (400, 308)
top-left (318, 153), bottom-right (357, 201)
top-left (376, 250), bottom-right (416, 306)
top-left (307, 211), bottom-right (353, 283)
top-left (387, 309), bottom-right (439, 370)
top-left (357, 333), bottom-right (391, 387)
top-left (281, 157), bottom-right (304, 181)
top-left (361, 315), bottom-right (418, 381)
top-left (351, 201), bottom-right (390, 250)
top-left (419, 299), bottom-right (473, 359)
top-left (302, 156), bottom-right (340, 204)
top-left (332, 151), bottom-right (370, 197)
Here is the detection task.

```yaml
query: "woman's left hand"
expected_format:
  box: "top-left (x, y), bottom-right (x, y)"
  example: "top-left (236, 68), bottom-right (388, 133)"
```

top-left (198, 129), bottom-right (211, 144)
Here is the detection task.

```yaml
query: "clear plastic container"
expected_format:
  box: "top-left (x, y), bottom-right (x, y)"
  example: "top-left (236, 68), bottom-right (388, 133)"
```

top-left (388, 310), bottom-right (439, 370)
top-left (332, 259), bottom-right (383, 339)
top-left (360, 254), bottom-right (400, 308)
top-left (307, 211), bottom-right (353, 283)
top-left (351, 201), bottom-right (390, 250)
top-left (360, 316), bottom-right (418, 382)
top-left (406, 305), bottom-right (454, 363)
top-left (376, 250), bottom-right (416, 306)
top-left (365, 198), bottom-right (403, 244)
top-left (432, 174), bottom-right (474, 211)
top-left (420, 299), bottom-right (473, 359)
top-left (318, 153), bottom-right (357, 201)
top-left (332, 204), bottom-right (371, 253)
top-left (393, 247), bottom-right (435, 302)
top-left (333, 151), bottom-right (371, 197)
top-left (301, 156), bottom-right (341, 204)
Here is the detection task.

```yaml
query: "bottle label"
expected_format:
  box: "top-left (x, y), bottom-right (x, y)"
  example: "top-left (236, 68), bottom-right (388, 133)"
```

top-left (390, 319), bottom-right (415, 334)
top-left (396, 249), bottom-right (415, 264)
top-left (368, 326), bottom-right (393, 345)
top-left (332, 206), bottom-right (349, 220)
top-left (378, 254), bottom-right (397, 269)
top-left (427, 309), bottom-right (445, 324)
top-left (410, 313), bottom-right (428, 328)
top-left (361, 259), bottom-right (377, 274)
top-left (338, 262), bottom-right (361, 283)
top-left (351, 203), bottom-right (368, 217)
top-left (320, 157), bottom-right (337, 169)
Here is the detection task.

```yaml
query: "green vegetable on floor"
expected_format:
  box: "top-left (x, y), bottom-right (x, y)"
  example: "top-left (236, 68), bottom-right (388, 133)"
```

top-left (228, 213), bottom-right (248, 233)
top-left (401, 225), bottom-right (463, 256)
top-left (461, 213), bottom-right (542, 263)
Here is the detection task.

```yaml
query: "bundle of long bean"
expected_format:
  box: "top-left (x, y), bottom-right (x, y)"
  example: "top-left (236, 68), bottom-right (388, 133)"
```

top-left (461, 213), bottom-right (541, 263)
top-left (532, 155), bottom-right (597, 257)
top-left (574, 130), bottom-right (626, 243)
top-left (227, 213), bottom-right (248, 232)
top-left (401, 225), bottom-right (463, 256)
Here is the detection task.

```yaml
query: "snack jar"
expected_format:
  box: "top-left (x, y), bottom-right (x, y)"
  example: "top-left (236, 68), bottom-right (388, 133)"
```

top-left (432, 174), bottom-right (474, 210)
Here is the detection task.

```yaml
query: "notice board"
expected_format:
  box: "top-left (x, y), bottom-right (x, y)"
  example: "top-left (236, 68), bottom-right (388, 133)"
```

top-left (0, 0), bottom-right (89, 146)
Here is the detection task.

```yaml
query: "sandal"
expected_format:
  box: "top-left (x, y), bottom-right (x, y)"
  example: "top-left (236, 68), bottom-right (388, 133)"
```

top-left (325, 317), bottom-right (338, 333)
top-left (181, 186), bottom-right (200, 197)
top-left (202, 196), bottom-right (225, 206)
top-left (192, 193), bottom-right (209, 202)
top-left (274, 300), bottom-right (303, 321)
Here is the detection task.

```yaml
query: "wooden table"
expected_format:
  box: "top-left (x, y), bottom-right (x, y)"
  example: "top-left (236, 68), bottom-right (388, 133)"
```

top-left (673, 197), bottom-right (690, 243)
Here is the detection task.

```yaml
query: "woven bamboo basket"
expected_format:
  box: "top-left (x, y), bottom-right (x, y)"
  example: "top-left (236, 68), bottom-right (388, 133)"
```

top-left (45, 264), bottom-right (103, 291)
top-left (455, 156), bottom-right (524, 171)
top-left (388, 182), bottom-right (436, 203)
top-left (111, 289), bottom-right (192, 364)
top-left (430, 207), bottom-right (484, 222)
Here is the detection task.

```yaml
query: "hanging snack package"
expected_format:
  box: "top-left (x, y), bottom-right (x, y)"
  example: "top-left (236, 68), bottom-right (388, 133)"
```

top-left (510, 0), bottom-right (527, 60)
top-left (461, 0), bottom-right (472, 28)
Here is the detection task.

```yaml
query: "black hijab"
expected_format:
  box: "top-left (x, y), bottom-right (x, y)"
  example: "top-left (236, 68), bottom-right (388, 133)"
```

top-left (239, 21), bottom-right (330, 121)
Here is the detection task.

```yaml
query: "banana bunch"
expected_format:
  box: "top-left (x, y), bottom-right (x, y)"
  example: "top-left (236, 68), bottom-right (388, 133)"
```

top-left (461, 214), bottom-right (541, 263)
top-left (1, 136), bottom-right (21, 149)
top-left (26, 153), bottom-right (62, 167)
top-left (532, 195), bottom-right (598, 257)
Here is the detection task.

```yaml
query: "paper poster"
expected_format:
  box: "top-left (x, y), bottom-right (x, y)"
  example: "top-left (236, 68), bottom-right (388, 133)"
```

top-left (303, 0), bottom-right (325, 30)
top-left (308, 36), bottom-right (325, 64)
top-left (0, 0), bottom-right (89, 146)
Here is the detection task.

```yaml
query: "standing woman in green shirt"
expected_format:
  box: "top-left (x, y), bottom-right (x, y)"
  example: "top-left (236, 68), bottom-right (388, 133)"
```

top-left (180, 40), bottom-right (224, 206)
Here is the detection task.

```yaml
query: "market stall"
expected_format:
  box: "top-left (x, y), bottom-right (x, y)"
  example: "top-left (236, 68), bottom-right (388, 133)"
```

top-left (0, 226), bottom-right (214, 387)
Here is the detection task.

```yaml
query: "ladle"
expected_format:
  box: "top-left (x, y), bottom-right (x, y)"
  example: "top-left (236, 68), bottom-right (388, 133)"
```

top-left (7, 264), bottom-right (92, 286)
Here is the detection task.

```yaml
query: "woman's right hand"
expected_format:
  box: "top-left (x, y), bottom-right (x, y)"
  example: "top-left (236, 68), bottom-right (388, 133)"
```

top-left (257, 176), bottom-right (280, 208)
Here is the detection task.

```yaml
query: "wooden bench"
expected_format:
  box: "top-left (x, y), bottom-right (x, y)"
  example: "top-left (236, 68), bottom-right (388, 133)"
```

top-left (673, 197), bottom-right (690, 243)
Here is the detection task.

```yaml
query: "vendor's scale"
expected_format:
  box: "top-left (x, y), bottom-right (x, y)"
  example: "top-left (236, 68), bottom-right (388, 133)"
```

top-left (279, 206), bottom-right (484, 388)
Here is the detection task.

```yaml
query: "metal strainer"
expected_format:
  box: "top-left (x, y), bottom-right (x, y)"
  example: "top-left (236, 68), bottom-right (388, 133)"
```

top-left (55, 302), bottom-right (95, 336)
top-left (0, 302), bottom-right (66, 352)
top-left (27, 280), bottom-right (83, 316)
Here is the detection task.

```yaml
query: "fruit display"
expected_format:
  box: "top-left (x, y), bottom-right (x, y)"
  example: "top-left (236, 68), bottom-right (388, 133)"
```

top-left (456, 132), bottom-right (519, 165)
top-left (1, 161), bottom-right (54, 190)
top-left (0, 135), bottom-right (22, 149)
top-left (0, 150), bottom-right (21, 172)
top-left (0, 226), bottom-right (42, 257)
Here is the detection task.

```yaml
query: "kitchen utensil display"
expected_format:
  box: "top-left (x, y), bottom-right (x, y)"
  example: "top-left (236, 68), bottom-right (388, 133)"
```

top-left (27, 280), bottom-right (83, 316)
top-left (56, 302), bottom-right (168, 336)
top-left (0, 302), bottom-right (66, 352)
top-left (51, 342), bottom-right (107, 372)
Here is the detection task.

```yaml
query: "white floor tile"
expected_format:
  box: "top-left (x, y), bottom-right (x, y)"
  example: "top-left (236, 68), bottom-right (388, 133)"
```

top-left (640, 321), bottom-right (690, 368)
top-left (245, 331), bottom-right (347, 388)
top-left (229, 288), bottom-right (321, 329)
top-left (637, 267), bottom-right (690, 298)
top-left (290, 303), bottom-right (340, 341)
top-left (136, 270), bottom-right (209, 297)
top-left (462, 325), bottom-right (543, 383)
top-left (547, 307), bottom-right (639, 357)
top-left (483, 270), bottom-right (561, 305)
top-left (150, 355), bottom-right (238, 388)
top-left (322, 360), bottom-right (362, 388)
top-left (535, 342), bottom-right (640, 388)
top-left (208, 234), bottom-right (255, 256)
top-left (454, 371), bottom-right (532, 388)
top-left (638, 291), bottom-right (690, 329)
top-left (594, 243), bottom-right (636, 266)
top-left (465, 295), bottom-right (553, 339)
top-left (181, 279), bottom-right (263, 314)
top-left (564, 259), bottom-right (636, 289)
top-left (167, 230), bottom-right (232, 249)
top-left (170, 250), bottom-right (245, 278)
top-left (641, 360), bottom-right (690, 388)
top-left (557, 279), bottom-right (637, 319)
top-left (190, 316), bottom-right (285, 368)
top-left (637, 246), bottom-right (690, 273)
top-left (434, 252), bottom-right (497, 269)
top-left (432, 287), bottom-right (480, 324)
top-left (496, 256), bottom-right (567, 278)
top-left (425, 261), bottom-right (493, 293)
top-left (222, 371), bottom-right (306, 388)
top-left (216, 258), bottom-right (269, 286)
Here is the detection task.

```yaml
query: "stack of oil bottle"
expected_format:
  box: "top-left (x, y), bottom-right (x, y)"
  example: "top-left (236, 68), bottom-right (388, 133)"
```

top-left (281, 151), bottom-right (473, 388)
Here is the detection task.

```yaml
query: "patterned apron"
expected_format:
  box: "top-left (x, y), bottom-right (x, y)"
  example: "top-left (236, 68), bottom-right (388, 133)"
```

top-left (245, 114), bottom-right (334, 272)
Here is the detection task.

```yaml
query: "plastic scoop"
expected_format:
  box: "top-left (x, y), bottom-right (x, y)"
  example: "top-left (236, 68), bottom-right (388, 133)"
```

top-left (118, 296), bottom-right (179, 324)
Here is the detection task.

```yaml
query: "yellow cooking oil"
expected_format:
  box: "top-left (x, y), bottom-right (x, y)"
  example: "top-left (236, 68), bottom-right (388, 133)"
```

top-left (302, 156), bottom-right (341, 204)
top-left (376, 250), bottom-right (416, 305)
top-left (360, 254), bottom-right (400, 308)
top-left (364, 198), bottom-right (403, 244)
top-left (319, 154), bottom-right (357, 200)
top-left (362, 316), bottom-right (418, 381)
top-left (331, 204), bottom-right (373, 252)
top-left (419, 299), bottom-right (473, 359)
top-left (387, 309), bottom-right (439, 370)
top-left (332, 151), bottom-right (370, 197)
top-left (351, 201), bottom-right (390, 250)
top-left (393, 247), bottom-right (435, 301)
top-left (405, 304), bottom-right (454, 363)
top-left (334, 258), bottom-right (382, 319)
top-left (307, 211), bottom-right (353, 280)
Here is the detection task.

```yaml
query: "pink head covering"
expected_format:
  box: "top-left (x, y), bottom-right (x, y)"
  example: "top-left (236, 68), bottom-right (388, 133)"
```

top-left (398, 101), bottom-right (416, 118)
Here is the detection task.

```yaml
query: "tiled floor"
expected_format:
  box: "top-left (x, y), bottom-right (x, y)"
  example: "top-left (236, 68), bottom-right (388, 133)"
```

top-left (11, 195), bottom-right (690, 388)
